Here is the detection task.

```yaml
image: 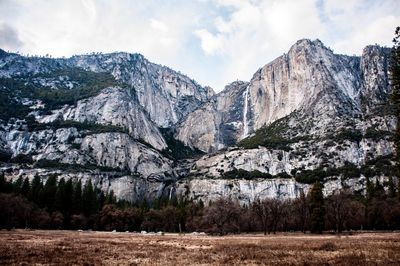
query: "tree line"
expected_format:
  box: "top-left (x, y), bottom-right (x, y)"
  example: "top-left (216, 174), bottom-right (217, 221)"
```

top-left (0, 173), bottom-right (399, 234)
top-left (0, 174), bottom-right (116, 229)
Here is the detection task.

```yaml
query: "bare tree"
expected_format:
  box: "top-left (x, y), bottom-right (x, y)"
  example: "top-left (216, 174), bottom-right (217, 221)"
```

top-left (202, 198), bottom-right (241, 235)
top-left (326, 190), bottom-right (352, 233)
top-left (252, 199), bottom-right (270, 235)
top-left (252, 198), bottom-right (285, 234)
top-left (293, 190), bottom-right (309, 233)
top-left (269, 199), bottom-right (285, 234)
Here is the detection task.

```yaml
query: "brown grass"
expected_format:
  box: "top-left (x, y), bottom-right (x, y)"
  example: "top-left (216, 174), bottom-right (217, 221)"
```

top-left (0, 230), bottom-right (399, 265)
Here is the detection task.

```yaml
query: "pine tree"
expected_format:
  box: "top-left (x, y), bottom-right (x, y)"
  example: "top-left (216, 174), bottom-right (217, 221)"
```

top-left (388, 176), bottom-right (396, 198)
top-left (13, 176), bottom-right (23, 194)
top-left (20, 177), bottom-right (30, 197)
top-left (0, 173), bottom-right (4, 192)
top-left (0, 173), bottom-right (9, 193)
top-left (40, 174), bottom-right (58, 211)
top-left (82, 179), bottom-right (97, 216)
top-left (365, 176), bottom-right (375, 201)
top-left (29, 174), bottom-right (43, 203)
top-left (374, 179), bottom-right (385, 200)
top-left (63, 179), bottom-right (73, 219)
top-left (364, 176), bottom-right (376, 229)
top-left (309, 181), bottom-right (325, 233)
top-left (72, 180), bottom-right (83, 214)
top-left (105, 190), bottom-right (116, 205)
top-left (54, 178), bottom-right (66, 212)
top-left (398, 180), bottom-right (400, 202)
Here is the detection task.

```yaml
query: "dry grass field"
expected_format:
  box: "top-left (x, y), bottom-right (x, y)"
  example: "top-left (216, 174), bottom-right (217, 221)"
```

top-left (0, 230), bottom-right (399, 265)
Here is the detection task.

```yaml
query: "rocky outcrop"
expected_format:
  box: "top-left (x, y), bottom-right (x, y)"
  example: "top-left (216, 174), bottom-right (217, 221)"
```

top-left (174, 177), bottom-right (369, 205)
top-left (0, 39), bottom-right (396, 204)
top-left (189, 138), bottom-right (394, 180)
top-left (176, 81), bottom-right (249, 152)
top-left (1, 122), bottom-right (173, 179)
top-left (0, 49), bottom-right (213, 193)
top-left (359, 45), bottom-right (391, 112)
top-left (37, 86), bottom-right (167, 150)
top-left (67, 52), bottom-right (214, 127)
top-left (0, 51), bottom-right (214, 129)
top-left (177, 40), bottom-right (392, 152)
top-left (79, 133), bottom-right (172, 177)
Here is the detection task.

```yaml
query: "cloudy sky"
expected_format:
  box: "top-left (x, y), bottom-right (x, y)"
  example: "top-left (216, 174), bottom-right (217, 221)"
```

top-left (0, 0), bottom-right (399, 91)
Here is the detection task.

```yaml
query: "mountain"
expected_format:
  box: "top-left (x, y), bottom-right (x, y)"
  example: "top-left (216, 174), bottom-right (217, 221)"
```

top-left (0, 39), bottom-right (397, 204)
top-left (177, 39), bottom-right (392, 152)
top-left (175, 40), bottom-right (396, 204)
top-left (176, 80), bottom-right (249, 152)
top-left (0, 50), bottom-right (213, 201)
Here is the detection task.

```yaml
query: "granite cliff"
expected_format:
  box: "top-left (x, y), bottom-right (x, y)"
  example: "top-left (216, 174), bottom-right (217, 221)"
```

top-left (0, 39), bottom-right (397, 204)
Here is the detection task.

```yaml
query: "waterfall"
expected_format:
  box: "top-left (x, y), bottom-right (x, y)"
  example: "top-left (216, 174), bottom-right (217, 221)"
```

top-left (169, 187), bottom-right (173, 200)
top-left (251, 183), bottom-right (255, 202)
top-left (242, 85), bottom-right (250, 138)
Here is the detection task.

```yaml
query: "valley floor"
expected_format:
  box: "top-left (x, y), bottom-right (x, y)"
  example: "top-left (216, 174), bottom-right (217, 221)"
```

top-left (0, 230), bottom-right (399, 265)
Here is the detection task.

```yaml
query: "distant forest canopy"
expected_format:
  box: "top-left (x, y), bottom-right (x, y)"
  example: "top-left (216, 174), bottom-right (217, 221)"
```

top-left (0, 173), bottom-right (399, 234)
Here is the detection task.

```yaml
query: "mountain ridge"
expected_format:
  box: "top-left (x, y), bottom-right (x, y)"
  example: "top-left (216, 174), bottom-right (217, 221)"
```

top-left (0, 38), bottom-right (397, 204)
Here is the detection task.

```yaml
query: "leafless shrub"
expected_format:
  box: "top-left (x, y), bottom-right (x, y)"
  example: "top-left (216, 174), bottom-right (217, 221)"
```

top-left (317, 242), bottom-right (338, 251)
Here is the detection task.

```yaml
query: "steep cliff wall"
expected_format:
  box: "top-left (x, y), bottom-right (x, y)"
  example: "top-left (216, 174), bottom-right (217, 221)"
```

top-left (0, 40), bottom-right (396, 204)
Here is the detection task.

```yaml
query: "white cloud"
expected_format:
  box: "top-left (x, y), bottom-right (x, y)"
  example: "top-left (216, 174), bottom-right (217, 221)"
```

top-left (194, 29), bottom-right (223, 55)
top-left (81, 0), bottom-right (97, 21)
top-left (150, 18), bottom-right (169, 33)
top-left (0, 0), bottom-right (399, 91)
top-left (334, 16), bottom-right (398, 54)
top-left (0, 23), bottom-right (23, 51)
top-left (322, 0), bottom-right (400, 54)
top-left (193, 0), bottom-right (327, 89)
top-left (192, 0), bottom-right (400, 90)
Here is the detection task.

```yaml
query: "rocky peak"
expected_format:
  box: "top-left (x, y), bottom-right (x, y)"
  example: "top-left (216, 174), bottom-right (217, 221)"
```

top-left (0, 48), bottom-right (8, 58)
top-left (70, 51), bottom-right (214, 127)
top-left (289, 38), bottom-right (326, 52)
top-left (176, 80), bottom-right (249, 152)
top-left (0, 50), bottom-right (213, 128)
top-left (177, 39), bottom-right (392, 152)
top-left (0, 38), bottom-right (396, 204)
top-left (359, 45), bottom-right (391, 113)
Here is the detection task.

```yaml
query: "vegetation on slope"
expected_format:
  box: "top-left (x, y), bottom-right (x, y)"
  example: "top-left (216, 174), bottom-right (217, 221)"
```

top-left (34, 159), bottom-right (129, 174)
top-left (34, 68), bottom-right (119, 109)
top-left (0, 68), bottom-right (119, 120)
top-left (0, 91), bottom-right (31, 121)
top-left (213, 154), bottom-right (396, 184)
top-left (26, 118), bottom-right (128, 134)
top-left (222, 168), bottom-right (274, 180)
top-left (237, 116), bottom-right (309, 151)
top-left (160, 128), bottom-right (204, 160)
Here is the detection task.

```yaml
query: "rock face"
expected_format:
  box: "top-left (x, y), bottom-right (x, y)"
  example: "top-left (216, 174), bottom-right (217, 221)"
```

top-left (176, 81), bottom-right (249, 152)
top-left (2, 124), bottom-right (172, 180)
top-left (360, 45), bottom-right (391, 111)
top-left (67, 52), bottom-right (215, 127)
top-left (38, 86), bottom-right (167, 150)
top-left (0, 49), bottom-right (215, 198)
top-left (177, 40), bottom-right (392, 152)
top-left (0, 39), bottom-right (397, 204)
top-left (250, 40), bottom-right (361, 131)
top-left (0, 51), bottom-right (214, 128)
top-left (172, 40), bottom-right (396, 203)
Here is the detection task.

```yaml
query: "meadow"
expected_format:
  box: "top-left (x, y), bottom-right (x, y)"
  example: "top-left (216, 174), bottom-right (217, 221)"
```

top-left (1, 230), bottom-right (399, 265)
